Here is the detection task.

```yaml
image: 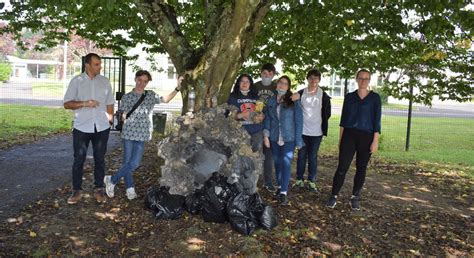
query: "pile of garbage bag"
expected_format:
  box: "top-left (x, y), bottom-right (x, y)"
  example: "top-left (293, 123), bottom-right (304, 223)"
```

top-left (145, 172), bottom-right (278, 235)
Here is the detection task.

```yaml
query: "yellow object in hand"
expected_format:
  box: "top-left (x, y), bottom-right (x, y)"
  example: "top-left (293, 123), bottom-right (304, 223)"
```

top-left (255, 101), bottom-right (264, 113)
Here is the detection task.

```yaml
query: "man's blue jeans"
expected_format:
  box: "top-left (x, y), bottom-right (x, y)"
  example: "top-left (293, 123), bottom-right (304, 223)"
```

top-left (296, 135), bottom-right (323, 182)
top-left (270, 141), bottom-right (295, 193)
top-left (111, 139), bottom-right (145, 188)
top-left (72, 128), bottom-right (110, 190)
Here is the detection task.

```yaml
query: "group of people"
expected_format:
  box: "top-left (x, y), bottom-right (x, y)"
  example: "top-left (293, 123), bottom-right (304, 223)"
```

top-left (63, 53), bottom-right (381, 212)
top-left (227, 64), bottom-right (381, 210)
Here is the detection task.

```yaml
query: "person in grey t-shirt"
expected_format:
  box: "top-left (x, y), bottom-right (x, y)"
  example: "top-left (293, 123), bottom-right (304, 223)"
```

top-left (253, 63), bottom-right (277, 193)
top-left (63, 53), bottom-right (115, 205)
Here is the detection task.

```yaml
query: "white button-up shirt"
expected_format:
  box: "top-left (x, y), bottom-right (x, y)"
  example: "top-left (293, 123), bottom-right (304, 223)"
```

top-left (64, 73), bottom-right (115, 133)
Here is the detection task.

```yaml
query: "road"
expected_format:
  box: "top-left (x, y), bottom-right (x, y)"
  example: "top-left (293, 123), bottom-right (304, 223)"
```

top-left (0, 131), bottom-right (122, 221)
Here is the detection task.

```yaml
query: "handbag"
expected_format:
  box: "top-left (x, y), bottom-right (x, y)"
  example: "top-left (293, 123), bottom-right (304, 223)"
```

top-left (115, 91), bottom-right (147, 131)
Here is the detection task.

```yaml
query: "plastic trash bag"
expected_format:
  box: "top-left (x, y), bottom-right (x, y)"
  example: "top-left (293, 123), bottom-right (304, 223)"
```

top-left (226, 192), bottom-right (259, 235)
top-left (201, 172), bottom-right (239, 223)
top-left (227, 192), bottom-right (278, 235)
top-left (258, 204), bottom-right (278, 230)
top-left (145, 186), bottom-right (185, 220)
top-left (185, 189), bottom-right (206, 215)
top-left (145, 186), bottom-right (169, 210)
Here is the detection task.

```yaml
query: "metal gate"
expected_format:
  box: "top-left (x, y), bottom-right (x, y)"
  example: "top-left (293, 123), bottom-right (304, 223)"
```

top-left (81, 56), bottom-right (126, 101)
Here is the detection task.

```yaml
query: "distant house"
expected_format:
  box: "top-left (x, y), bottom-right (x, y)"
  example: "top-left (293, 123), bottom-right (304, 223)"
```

top-left (6, 55), bottom-right (63, 81)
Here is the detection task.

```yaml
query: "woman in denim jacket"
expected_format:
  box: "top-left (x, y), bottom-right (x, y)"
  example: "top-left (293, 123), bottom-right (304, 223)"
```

top-left (263, 75), bottom-right (303, 205)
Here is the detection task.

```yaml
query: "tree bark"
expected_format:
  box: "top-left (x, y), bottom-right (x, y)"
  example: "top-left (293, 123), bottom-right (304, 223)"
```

top-left (137, 0), bottom-right (272, 113)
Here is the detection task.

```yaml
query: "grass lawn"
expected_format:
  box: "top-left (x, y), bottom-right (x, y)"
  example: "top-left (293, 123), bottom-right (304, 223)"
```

top-left (320, 115), bottom-right (474, 176)
top-left (31, 82), bottom-right (66, 97)
top-left (0, 104), bottom-right (73, 148)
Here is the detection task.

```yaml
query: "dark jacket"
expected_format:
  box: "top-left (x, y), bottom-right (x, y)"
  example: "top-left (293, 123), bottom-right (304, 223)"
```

top-left (298, 89), bottom-right (331, 136)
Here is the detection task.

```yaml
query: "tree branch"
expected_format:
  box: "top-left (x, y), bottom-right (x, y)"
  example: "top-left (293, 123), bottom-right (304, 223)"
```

top-left (136, 0), bottom-right (195, 73)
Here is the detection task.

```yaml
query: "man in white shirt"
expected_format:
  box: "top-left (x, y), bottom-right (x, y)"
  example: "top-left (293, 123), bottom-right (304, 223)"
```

top-left (63, 53), bottom-right (115, 204)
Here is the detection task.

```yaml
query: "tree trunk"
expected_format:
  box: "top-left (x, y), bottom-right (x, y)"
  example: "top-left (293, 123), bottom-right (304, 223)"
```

top-left (137, 1), bottom-right (273, 113)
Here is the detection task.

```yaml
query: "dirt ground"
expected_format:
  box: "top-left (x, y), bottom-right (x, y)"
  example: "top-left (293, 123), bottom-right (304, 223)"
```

top-left (0, 137), bottom-right (472, 256)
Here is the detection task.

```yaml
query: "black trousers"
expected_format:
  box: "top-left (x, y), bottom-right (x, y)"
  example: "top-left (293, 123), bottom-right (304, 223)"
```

top-left (331, 128), bottom-right (373, 197)
top-left (72, 127), bottom-right (110, 190)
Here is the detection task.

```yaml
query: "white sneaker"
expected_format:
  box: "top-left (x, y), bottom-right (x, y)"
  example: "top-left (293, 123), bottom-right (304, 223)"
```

top-left (126, 187), bottom-right (137, 200)
top-left (104, 175), bottom-right (115, 198)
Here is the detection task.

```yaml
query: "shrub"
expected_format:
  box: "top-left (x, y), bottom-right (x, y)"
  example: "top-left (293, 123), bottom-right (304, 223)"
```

top-left (373, 83), bottom-right (390, 104)
top-left (0, 62), bottom-right (12, 82)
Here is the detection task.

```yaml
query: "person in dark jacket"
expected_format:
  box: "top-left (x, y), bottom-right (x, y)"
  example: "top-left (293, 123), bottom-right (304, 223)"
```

top-left (291, 69), bottom-right (331, 191)
top-left (227, 74), bottom-right (264, 152)
top-left (326, 69), bottom-right (381, 211)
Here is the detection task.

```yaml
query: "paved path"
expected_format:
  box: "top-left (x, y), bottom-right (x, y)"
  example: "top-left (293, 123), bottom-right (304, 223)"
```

top-left (0, 131), bottom-right (122, 221)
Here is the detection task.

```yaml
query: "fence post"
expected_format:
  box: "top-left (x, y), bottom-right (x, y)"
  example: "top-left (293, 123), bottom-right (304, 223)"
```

top-left (405, 84), bottom-right (414, 151)
top-left (344, 78), bottom-right (348, 95)
top-left (120, 58), bottom-right (126, 94)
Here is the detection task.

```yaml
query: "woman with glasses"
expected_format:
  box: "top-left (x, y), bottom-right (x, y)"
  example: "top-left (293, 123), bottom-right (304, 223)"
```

top-left (263, 75), bottom-right (303, 205)
top-left (326, 69), bottom-right (382, 211)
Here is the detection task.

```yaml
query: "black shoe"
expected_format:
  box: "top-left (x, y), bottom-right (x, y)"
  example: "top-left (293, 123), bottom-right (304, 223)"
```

top-left (274, 187), bottom-right (281, 197)
top-left (350, 195), bottom-right (361, 211)
top-left (326, 195), bottom-right (337, 208)
top-left (278, 194), bottom-right (288, 205)
top-left (264, 184), bottom-right (276, 192)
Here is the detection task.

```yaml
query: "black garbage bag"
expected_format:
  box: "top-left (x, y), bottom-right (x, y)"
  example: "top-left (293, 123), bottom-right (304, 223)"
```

top-left (258, 204), bottom-right (278, 230)
top-left (227, 192), bottom-right (278, 235)
top-left (154, 194), bottom-right (185, 220)
top-left (185, 189), bottom-right (206, 215)
top-left (201, 172), bottom-right (239, 223)
top-left (144, 186), bottom-right (185, 220)
top-left (226, 192), bottom-right (259, 235)
top-left (144, 186), bottom-right (169, 210)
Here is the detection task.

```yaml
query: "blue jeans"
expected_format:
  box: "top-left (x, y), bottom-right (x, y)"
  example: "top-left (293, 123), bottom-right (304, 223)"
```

top-left (296, 135), bottom-right (323, 182)
top-left (111, 139), bottom-right (145, 188)
top-left (72, 128), bottom-right (110, 190)
top-left (270, 141), bottom-right (295, 193)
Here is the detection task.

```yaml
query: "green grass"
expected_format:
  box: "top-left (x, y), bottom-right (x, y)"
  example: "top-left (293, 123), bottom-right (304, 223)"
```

top-left (0, 104), bottom-right (73, 147)
top-left (320, 115), bottom-right (474, 173)
top-left (31, 82), bottom-right (66, 97)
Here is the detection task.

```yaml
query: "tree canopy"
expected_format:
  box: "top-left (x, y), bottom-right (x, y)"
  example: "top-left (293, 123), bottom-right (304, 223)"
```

top-left (1, 0), bottom-right (472, 107)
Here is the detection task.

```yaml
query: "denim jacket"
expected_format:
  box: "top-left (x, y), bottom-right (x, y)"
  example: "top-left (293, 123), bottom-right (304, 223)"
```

top-left (263, 95), bottom-right (304, 148)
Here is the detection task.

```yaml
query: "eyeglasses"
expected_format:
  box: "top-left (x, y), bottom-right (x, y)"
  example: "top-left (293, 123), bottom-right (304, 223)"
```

top-left (357, 77), bottom-right (370, 81)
